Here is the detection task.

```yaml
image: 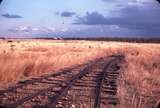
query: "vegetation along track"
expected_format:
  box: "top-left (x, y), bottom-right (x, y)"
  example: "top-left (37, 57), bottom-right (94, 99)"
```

top-left (0, 55), bottom-right (124, 108)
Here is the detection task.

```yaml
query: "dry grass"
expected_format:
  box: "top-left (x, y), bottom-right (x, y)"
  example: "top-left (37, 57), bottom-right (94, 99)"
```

top-left (0, 39), bottom-right (119, 86)
top-left (117, 44), bottom-right (160, 108)
top-left (0, 39), bottom-right (159, 107)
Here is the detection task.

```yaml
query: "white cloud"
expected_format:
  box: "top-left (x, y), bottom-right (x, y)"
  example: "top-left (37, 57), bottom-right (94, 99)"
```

top-left (109, 25), bottom-right (120, 30)
top-left (9, 26), bottom-right (40, 33)
top-left (127, 0), bottom-right (154, 7)
top-left (46, 27), bottom-right (56, 32)
top-left (61, 28), bottom-right (69, 32)
top-left (8, 26), bottom-right (57, 33)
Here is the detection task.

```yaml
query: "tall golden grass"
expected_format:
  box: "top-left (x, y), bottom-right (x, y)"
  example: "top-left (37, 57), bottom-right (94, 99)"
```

top-left (118, 45), bottom-right (160, 108)
top-left (0, 40), bottom-right (117, 86)
top-left (0, 39), bottom-right (159, 107)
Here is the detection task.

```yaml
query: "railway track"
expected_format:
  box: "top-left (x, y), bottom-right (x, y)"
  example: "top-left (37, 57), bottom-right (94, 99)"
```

top-left (0, 55), bottom-right (124, 108)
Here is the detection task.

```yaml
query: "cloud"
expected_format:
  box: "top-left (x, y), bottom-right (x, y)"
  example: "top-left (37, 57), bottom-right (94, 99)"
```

top-left (8, 26), bottom-right (58, 34)
top-left (74, 12), bottom-right (113, 25)
top-left (102, 0), bottom-right (156, 7)
top-left (73, 2), bottom-right (160, 37)
top-left (46, 27), bottom-right (56, 32)
top-left (61, 11), bottom-right (76, 17)
top-left (102, 0), bottom-right (115, 2)
top-left (2, 13), bottom-right (22, 18)
top-left (8, 26), bottom-right (36, 33)
top-left (0, 0), bottom-right (3, 4)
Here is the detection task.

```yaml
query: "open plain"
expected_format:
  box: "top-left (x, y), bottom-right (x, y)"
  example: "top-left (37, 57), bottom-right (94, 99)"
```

top-left (0, 39), bottom-right (159, 108)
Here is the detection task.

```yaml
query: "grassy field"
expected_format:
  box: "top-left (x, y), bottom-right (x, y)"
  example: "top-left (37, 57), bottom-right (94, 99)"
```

top-left (0, 39), bottom-right (159, 107)
top-left (0, 39), bottom-right (119, 85)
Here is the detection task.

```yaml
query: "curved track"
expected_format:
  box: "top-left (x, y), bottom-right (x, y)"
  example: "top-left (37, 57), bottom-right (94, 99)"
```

top-left (0, 55), bottom-right (124, 108)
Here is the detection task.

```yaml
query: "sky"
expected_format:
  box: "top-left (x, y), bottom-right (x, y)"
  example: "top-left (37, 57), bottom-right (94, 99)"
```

top-left (0, 0), bottom-right (160, 38)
